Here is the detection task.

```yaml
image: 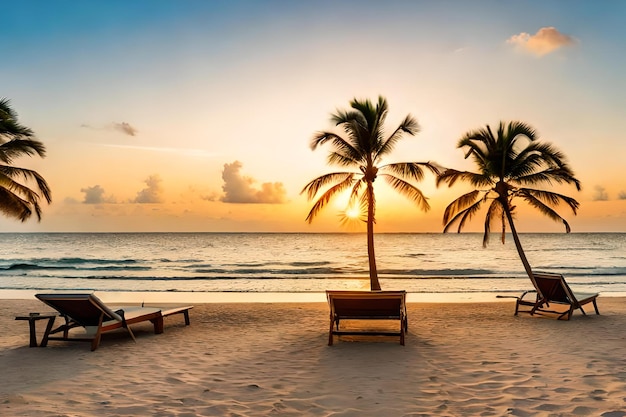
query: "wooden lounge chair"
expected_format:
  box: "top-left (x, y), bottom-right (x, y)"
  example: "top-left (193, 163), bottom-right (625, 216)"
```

top-left (326, 290), bottom-right (408, 345)
top-left (514, 272), bottom-right (600, 320)
top-left (35, 293), bottom-right (192, 350)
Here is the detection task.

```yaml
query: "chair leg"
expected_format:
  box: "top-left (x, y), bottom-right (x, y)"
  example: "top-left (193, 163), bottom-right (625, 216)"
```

top-left (90, 313), bottom-right (106, 351)
top-left (593, 300), bottom-right (600, 315)
top-left (126, 326), bottom-right (137, 343)
top-left (151, 317), bottom-right (164, 334)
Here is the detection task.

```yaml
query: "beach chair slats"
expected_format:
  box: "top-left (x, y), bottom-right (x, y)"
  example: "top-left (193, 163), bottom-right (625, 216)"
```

top-left (326, 290), bottom-right (408, 346)
top-left (514, 272), bottom-right (600, 320)
top-left (34, 293), bottom-right (192, 350)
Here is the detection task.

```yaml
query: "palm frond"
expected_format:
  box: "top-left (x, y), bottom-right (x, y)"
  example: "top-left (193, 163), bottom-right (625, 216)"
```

top-left (483, 199), bottom-right (505, 247)
top-left (519, 191), bottom-right (573, 232)
top-left (376, 114), bottom-right (420, 159)
top-left (381, 174), bottom-right (430, 211)
top-left (310, 131), bottom-right (361, 161)
top-left (300, 172), bottom-right (355, 200)
top-left (518, 188), bottom-right (580, 214)
top-left (505, 121), bottom-right (537, 147)
top-left (0, 187), bottom-right (33, 221)
top-left (304, 175), bottom-right (355, 223)
top-left (327, 151), bottom-right (360, 168)
top-left (347, 179), bottom-right (365, 207)
top-left (0, 165), bottom-right (52, 203)
top-left (442, 190), bottom-right (482, 225)
top-left (515, 167), bottom-right (581, 191)
top-left (0, 174), bottom-right (42, 204)
top-left (0, 99), bottom-right (35, 139)
top-left (443, 197), bottom-right (485, 233)
top-left (437, 169), bottom-right (493, 188)
top-left (383, 161), bottom-right (441, 182)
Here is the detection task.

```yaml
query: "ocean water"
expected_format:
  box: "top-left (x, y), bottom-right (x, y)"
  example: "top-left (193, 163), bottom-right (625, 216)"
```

top-left (0, 232), bottom-right (624, 295)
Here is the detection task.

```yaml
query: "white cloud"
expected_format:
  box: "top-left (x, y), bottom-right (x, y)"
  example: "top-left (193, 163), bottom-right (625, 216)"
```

top-left (507, 27), bottom-right (575, 57)
top-left (221, 161), bottom-right (287, 204)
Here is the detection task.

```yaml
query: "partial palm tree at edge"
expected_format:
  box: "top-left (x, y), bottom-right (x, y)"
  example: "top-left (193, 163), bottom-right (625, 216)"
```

top-left (302, 96), bottom-right (440, 291)
top-left (436, 120), bottom-right (581, 281)
top-left (0, 98), bottom-right (52, 222)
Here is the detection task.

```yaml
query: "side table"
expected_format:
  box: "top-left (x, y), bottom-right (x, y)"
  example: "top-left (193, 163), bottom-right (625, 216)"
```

top-left (15, 313), bottom-right (57, 347)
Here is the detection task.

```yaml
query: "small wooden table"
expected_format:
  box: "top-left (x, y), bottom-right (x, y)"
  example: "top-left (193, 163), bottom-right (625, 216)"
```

top-left (15, 313), bottom-right (57, 347)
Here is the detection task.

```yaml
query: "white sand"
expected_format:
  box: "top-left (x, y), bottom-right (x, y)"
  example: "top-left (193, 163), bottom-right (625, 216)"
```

top-left (1, 297), bottom-right (625, 416)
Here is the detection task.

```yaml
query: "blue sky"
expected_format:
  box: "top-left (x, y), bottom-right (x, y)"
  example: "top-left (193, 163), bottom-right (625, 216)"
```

top-left (1, 1), bottom-right (625, 232)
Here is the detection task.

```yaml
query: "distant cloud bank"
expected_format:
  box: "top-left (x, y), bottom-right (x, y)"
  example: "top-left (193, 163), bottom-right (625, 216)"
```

top-left (507, 26), bottom-right (575, 57)
top-left (221, 161), bottom-right (287, 204)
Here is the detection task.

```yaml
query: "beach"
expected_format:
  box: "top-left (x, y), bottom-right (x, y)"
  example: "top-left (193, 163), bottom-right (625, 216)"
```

top-left (1, 296), bottom-right (625, 416)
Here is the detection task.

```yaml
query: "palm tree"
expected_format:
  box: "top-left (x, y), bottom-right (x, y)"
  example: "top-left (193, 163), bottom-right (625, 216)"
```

top-left (302, 96), bottom-right (440, 290)
top-left (0, 98), bottom-right (51, 222)
top-left (437, 121), bottom-right (581, 280)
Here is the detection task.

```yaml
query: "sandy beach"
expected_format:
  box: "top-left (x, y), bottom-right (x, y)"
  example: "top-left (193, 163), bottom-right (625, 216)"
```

top-left (1, 297), bottom-right (625, 417)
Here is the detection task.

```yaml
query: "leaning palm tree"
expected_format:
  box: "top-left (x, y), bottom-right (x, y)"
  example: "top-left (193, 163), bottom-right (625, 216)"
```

top-left (437, 121), bottom-right (581, 280)
top-left (302, 96), bottom-right (440, 290)
top-left (0, 98), bottom-right (52, 222)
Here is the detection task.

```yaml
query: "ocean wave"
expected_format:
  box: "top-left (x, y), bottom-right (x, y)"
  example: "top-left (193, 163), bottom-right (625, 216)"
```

top-left (3, 263), bottom-right (75, 271)
top-left (380, 268), bottom-right (496, 276)
top-left (0, 263), bottom-right (151, 272)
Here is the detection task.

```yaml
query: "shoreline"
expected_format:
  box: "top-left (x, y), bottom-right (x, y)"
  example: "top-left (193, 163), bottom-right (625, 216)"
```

top-left (3, 289), bottom-right (626, 304)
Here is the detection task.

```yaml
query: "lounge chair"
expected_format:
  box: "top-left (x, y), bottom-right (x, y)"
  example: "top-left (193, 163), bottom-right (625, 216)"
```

top-left (514, 272), bottom-right (600, 320)
top-left (326, 290), bottom-right (408, 345)
top-left (34, 293), bottom-right (192, 350)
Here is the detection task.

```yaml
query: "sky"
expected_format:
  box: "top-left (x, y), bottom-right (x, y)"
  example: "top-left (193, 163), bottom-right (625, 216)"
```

top-left (1, 0), bottom-right (625, 233)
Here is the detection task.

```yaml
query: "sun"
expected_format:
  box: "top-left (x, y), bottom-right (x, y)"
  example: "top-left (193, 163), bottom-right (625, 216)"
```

top-left (345, 207), bottom-right (361, 219)
top-left (338, 205), bottom-right (365, 229)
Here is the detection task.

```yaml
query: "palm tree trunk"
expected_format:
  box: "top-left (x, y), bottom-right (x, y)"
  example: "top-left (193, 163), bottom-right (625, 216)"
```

top-left (503, 206), bottom-right (535, 283)
top-left (367, 182), bottom-right (381, 291)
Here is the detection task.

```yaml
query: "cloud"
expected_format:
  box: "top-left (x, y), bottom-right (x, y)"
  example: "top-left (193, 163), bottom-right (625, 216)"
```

top-left (220, 161), bottom-right (287, 204)
top-left (592, 185), bottom-right (609, 201)
top-left (133, 175), bottom-right (164, 203)
top-left (80, 122), bottom-right (138, 136)
top-left (507, 27), bottom-right (575, 57)
top-left (113, 122), bottom-right (138, 136)
top-left (80, 185), bottom-right (116, 204)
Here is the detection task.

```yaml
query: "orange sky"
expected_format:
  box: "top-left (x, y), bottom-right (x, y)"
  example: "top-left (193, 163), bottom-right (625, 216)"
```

top-left (2, 1), bottom-right (625, 233)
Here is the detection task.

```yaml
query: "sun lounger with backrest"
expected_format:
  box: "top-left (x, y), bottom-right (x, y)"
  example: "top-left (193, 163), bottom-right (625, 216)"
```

top-left (326, 290), bottom-right (408, 345)
top-left (514, 272), bottom-right (599, 320)
top-left (35, 293), bottom-right (192, 350)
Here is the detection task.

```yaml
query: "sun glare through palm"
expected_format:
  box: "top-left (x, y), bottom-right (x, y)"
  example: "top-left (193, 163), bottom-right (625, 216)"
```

top-left (344, 206), bottom-right (361, 219)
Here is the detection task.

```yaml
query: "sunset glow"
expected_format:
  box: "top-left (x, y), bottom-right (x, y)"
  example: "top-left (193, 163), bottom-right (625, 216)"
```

top-left (1, 1), bottom-right (625, 233)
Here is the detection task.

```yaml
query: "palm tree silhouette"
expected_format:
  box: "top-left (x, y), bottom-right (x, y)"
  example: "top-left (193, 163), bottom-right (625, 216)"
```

top-left (437, 121), bottom-right (581, 280)
top-left (0, 98), bottom-right (51, 222)
top-left (302, 96), bottom-right (439, 290)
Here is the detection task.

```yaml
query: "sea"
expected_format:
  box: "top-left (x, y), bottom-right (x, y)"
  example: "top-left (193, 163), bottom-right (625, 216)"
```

top-left (0, 233), bottom-right (624, 297)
